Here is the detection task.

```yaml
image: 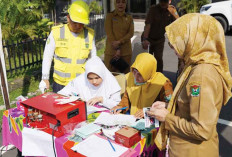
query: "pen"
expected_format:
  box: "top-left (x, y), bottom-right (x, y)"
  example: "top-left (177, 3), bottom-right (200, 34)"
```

top-left (107, 137), bottom-right (116, 152)
top-left (116, 107), bottom-right (128, 112)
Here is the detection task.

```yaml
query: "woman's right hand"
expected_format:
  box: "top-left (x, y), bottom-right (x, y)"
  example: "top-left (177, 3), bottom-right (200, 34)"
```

top-left (111, 106), bottom-right (123, 114)
top-left (152, 101), bottom-right (167, 109)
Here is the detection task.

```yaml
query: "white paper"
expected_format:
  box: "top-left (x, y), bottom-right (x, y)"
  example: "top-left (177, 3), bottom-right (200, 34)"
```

top-left (143, 107), bottom-right (159, 128)
top-left (22, 127), bottom-right (56, 157)
top-left (71, 134), bottom-right (128, 157)
top-left (87, 105), bottom-right (109, 115)
top-left (94, 112), bottom-right (136, 126)
top-left (102, 126), bottom-right (121, 140)
top-left (55, 96), bottom-right (80, 104)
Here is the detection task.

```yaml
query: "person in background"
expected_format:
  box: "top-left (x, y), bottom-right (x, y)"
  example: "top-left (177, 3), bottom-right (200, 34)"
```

top-left (104, 0), bottom-right (134, 73)
top-left (111, 53), bottom-right (173, 118)
top-left (142, 0), bottom-right (179, 73)
top-left (147, 13), bottom-right (232, 157)
top-left (58, 56), bottom-right (121, 109)
top-left (39, 0), bottom-right (96, 93)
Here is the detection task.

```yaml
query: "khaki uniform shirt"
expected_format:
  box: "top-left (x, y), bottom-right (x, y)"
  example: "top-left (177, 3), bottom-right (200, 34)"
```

top-left (165, 64), bottom-right (223, 157)
top-left (145, 4), bottom-right (177, 42)
top-left (104, 11), bottom-right (134, 56)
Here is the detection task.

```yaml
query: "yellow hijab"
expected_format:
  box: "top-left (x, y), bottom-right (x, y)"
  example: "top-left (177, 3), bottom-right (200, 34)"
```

top-left (155, 13), bottom-right (232, 150)
top-left (126, 53), bottom-right (168, 115)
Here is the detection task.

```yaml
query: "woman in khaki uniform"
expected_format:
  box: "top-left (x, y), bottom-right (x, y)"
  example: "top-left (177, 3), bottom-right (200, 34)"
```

top-left (104, 0), bottom-right (134, 73)
top-left (147, 13), bottom-right (232, 157)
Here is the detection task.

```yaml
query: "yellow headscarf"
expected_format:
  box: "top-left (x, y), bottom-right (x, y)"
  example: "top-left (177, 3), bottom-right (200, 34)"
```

top-left (155, 13), bottom-right (232, 150)
top-left (126, 53), bottom-right (168, 115)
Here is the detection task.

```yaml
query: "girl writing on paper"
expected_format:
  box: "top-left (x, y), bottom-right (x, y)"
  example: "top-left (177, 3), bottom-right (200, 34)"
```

top-left (58, 56), bottom-right (121, 109)
top-left (111, 53), bottom-right (173, 118)
top-left (147, 13), bottom-right (232, 157)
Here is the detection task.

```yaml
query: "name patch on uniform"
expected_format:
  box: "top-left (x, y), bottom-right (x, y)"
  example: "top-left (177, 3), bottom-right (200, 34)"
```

top-left (112, 18), bottom-right (118, 21)
top-left (57, 38), bottom-right (68, 42)
top-left (191, 85), bottom-right (200, 97)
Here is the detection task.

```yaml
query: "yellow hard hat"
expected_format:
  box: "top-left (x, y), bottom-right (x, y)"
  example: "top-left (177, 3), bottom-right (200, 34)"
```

top-left (68, 0), bottom-right (89, 25)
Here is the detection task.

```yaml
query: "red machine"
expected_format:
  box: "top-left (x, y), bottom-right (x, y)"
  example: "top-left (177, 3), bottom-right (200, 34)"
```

top-left (21, 92), bottom-right (86, 137)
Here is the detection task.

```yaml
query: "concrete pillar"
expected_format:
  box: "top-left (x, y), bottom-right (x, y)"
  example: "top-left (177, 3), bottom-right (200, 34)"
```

top-left (103, 0), bottom-right (108, 15)
top-left (110, 0), bottom-right (115, 12)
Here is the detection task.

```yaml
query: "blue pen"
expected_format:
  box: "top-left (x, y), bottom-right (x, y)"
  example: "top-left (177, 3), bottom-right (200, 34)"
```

top-left (116, 106), bottom-right (128, 112)
top-left (107, 137), bottom-right (116, 152)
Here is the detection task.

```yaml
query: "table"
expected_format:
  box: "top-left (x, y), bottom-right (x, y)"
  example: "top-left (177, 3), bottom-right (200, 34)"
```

top-left (2, 108), bottom-right (165, 157)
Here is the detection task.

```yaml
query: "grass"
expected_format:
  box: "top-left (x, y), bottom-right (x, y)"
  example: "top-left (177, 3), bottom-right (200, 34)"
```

top-left (97, 46), bottom-right (105, 56)
top-left (0, 79), bottom-right (41, 104)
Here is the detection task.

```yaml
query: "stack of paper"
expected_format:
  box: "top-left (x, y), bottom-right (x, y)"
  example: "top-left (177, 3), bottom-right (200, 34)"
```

top-left (71, 134), bottom-right (128, 157)
top-left (87, 105), bottom-right (109, 115)
top-left (75, 123), bottom-right (102, 139)
top-left (94, 112), bottom-right (136, 126)
top-left (54, 96), bottom-right (80, 105)
top-left (102, 126), bottom-right (121, 140)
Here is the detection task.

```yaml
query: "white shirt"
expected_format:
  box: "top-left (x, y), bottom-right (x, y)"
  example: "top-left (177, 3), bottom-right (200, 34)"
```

top-left (58, 56), bottom-right (121, 109)
top-left (42, 31), bottom-right (97, 80)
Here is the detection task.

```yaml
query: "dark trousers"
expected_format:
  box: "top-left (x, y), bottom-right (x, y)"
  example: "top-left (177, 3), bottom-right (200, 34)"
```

top-left (53, 81), bottom-right (65, 93)
top-left (104, 54), bottom-right (132, 73)
top-left (149, 40), bottom-right (165, 73)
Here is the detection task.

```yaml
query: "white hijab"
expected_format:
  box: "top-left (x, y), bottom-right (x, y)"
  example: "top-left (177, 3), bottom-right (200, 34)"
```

top-left (74, 56), bottom-right (121, 101)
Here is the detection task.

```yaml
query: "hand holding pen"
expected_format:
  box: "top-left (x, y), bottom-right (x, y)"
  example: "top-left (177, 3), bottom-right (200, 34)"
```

top-left (111, 106), bottom-right (128, 114)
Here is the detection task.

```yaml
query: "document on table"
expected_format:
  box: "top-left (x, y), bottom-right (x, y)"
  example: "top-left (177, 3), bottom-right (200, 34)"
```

top-left (94, 112), bottom-right (136, 126)
top-left (54, 96), bottom-right (80, 105)
top-left (75, 123), bottom-right (102, 139)
top-left (22, 127), bottom-right (56, 157)
top-left (87, 105), bottom-right (109, 115)
top-left (71, 134), bottom-right (128, 157)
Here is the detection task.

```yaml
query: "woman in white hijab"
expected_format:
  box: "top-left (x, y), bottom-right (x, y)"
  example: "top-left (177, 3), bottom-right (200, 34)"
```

top-left (58, 56), bottom-right (121, 109)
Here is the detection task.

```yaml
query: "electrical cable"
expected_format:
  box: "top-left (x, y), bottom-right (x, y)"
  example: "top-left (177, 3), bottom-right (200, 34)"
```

top-left (52, 121), bottom-right (60, 157)
top-left (0, 145), bottom-right (16, 157)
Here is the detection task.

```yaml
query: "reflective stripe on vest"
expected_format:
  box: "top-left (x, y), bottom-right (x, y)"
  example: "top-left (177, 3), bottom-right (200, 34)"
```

top-left (76, 73), bottom-right (81, 77)
top-left (76, 59), bottom-right (86, 64)
top-left (53, 24), bottom-right (93, 86)
top-left (54, 54), bottom-right (72, 64)
top-left (60, 26), bottom-right (89, 47)
top-left (60, 26), bottom-right (65, 39)
top-left (84, 28), bottom-right (89, 48)
top-left (54, 70), bottom-right (71, 78)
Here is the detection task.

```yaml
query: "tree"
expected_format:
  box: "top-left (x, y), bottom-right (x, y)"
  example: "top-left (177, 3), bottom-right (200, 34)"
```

top-left (0, 0), bottom-right (53, 41)
top-left (177, 0), bottom-right (209, 14)
top-left (89, 1), bottom-right (103, 14)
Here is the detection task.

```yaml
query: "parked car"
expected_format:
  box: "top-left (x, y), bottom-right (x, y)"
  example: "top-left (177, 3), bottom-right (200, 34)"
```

top-left (200, 0), bottom-right (232, 33)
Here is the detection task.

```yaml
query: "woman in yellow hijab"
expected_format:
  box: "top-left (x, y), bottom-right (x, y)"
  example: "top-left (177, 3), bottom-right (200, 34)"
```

top-left (147, 13), bottom-right (232, 157)
top-left (112, 53), bottom-right (173, 118)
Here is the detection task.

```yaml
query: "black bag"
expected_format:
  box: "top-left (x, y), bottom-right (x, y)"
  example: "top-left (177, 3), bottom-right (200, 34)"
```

top-left (110, 57), bottom-right (129, 73)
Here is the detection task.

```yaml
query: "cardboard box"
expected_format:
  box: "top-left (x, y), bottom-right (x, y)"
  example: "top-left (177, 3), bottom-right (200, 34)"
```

top-left (115, 127), bottom-right (141, 148)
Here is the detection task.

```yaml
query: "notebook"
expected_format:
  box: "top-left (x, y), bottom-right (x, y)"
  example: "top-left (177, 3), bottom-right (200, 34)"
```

top-left (75, 123), bottom-right (102, 139)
